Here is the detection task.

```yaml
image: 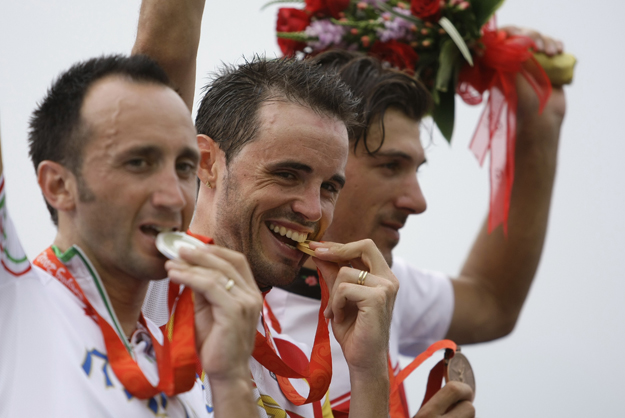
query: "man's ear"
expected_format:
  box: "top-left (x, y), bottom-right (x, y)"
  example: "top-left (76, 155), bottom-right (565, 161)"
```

top-left (197, 134), bottom-right (225, 187)
top-left (37, 161), bottom-right (77, 213)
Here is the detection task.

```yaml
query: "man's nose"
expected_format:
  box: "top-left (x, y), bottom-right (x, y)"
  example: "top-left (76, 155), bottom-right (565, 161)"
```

top-left (291, 185), bottom-right (323, 222)
top-left (395, 175), bottom-right (427, 215)
top-left (151, 169), bottom-right (187, 210)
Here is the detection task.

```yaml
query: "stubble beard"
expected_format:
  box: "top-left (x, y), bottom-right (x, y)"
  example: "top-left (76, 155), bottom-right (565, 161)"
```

top-left (213, 176), bottom-right (303, 289)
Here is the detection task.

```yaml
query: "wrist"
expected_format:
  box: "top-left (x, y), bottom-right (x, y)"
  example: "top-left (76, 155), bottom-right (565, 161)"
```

top-left (208, 372), bottom-right (257, 417)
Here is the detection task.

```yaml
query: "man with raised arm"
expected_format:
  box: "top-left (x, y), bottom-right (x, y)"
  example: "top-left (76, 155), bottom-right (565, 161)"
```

top-left (135, 1), bottom-right (402, 417)
top-left (266, 34), bottom-right (566, 416)
top-left (0, 55), bottom-right (263, 417)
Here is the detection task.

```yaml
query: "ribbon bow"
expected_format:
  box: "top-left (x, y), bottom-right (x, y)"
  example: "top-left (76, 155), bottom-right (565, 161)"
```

top-left (457, 21), bottom-right (552, 234)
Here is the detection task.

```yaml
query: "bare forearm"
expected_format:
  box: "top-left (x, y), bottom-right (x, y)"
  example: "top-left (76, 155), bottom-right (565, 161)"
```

top-left (448, 87), bottom-right (566, 343)
top-left (132, 0), bottom-right (206, 110)
top-left (348, 356), bottom-right (390, 418)
top-left (209, 375), bottom-right (260, 418)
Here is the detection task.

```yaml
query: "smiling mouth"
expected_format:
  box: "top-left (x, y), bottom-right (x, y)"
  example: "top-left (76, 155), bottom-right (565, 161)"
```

top-left (267, 222), bottom-right (309, 248)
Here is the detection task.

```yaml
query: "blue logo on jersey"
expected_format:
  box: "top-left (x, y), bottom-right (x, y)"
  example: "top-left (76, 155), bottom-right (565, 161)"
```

top-left (82, 349), bottom-right (113, 387)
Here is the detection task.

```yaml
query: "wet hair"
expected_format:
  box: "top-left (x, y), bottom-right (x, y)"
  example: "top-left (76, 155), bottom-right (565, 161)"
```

top-left (195, 56), bottom-right (359, 164)
top-left (309, 50), bottom-right (433, 155)
top-left (28, 54), bottom-right (171, 225)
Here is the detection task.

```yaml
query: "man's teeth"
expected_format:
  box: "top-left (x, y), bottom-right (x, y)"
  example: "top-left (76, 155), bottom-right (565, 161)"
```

top-left (268, 223), bottom-right (308, 243)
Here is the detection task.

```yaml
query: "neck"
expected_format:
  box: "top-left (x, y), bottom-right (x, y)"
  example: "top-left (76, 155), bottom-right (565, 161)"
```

top-left (100, 276), bottom-right (150, 338)
top-left (53, 232), bottom-right (149, 338)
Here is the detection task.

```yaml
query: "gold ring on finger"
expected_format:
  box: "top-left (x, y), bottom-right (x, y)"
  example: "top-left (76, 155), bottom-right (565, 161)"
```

top-left (225, 279), bottom-right (235, 291)
top-left (357, 270), bottom-right (368, 286)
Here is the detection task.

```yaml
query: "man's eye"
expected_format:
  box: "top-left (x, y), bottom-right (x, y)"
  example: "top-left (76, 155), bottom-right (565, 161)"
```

top-left (177, 162), bottom-right (196, 175)
top-left (321, 182), bottom-right (338, 194)
top-left (276, 172), bottom-right (296, 180)
top-left (126, 158), bottom-right (149, 170)
top-left (382, 162), bottom-right (399, 171)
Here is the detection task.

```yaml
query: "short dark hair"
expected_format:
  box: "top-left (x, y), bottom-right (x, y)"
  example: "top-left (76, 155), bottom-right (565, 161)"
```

top-left (28, 54), bottom-right (171, 225)
top-left (309, 50), bottom-right (433, 155)
top-left (195, 56), bottom-right (359, 164)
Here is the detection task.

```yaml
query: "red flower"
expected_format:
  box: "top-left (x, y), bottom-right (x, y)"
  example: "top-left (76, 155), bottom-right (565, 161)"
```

top-left (276, 8), bottom-right (311, 56)
top-left (411, 0), bottom-right (441, 22)
top-left (305, 0), bottom-right (350, 18)
top-left (370, 40), bottom-right (419, 74)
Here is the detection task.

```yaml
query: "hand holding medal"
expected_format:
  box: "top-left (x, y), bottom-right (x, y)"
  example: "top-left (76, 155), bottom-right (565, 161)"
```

top-left (305, 240), bottom-right (399, 371)
top-left (158, 232), bottom-right (263, 382)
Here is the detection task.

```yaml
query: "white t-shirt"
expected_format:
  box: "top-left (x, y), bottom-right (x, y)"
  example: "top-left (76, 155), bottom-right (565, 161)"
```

top-left (145, 279), bottom-right (334, 418)
top-left (0, 176), bottom-right (210, 417)
top-left (264, 257), bottom-right (454, 412)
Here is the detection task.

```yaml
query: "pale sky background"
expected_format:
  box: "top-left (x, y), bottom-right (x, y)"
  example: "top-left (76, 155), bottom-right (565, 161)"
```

top-left (0, 0), bottom-right (623, 417)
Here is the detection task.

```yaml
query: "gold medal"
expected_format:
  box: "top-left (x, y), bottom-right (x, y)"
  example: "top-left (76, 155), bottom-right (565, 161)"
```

top-left (296, 240), bottom-right (316, 256)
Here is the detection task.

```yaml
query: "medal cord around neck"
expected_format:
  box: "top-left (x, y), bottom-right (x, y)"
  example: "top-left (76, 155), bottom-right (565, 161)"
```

top-left (33, 246), bottom-right (197, 399)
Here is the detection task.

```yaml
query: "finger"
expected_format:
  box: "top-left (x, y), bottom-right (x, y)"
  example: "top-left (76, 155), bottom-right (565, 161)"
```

top-left (330, 267), bottom-right (394, 323)
top-left (180, 265), bottom-right (244, 297)
top-left (542, 36), bottom-right (559, 56)
top-left (444, 400), bottom-right (475, 418)
top-left (418, 382), bottom-right (473, 417)
top-left (195, 245), bottom-right (257, 286)
top-left (177, 246), bottom-right (257, 291)
top-left (167, 264), bottom-right (232, 304)
top-left (330, 281), bottom-right (371, 324)
top-left (310, 239), bottom-right (390, 277)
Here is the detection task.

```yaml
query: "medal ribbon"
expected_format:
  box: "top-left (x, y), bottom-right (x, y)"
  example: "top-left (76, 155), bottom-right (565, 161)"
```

top-left (253, 269), bottom-right (332, 405)
top-left (387, 340), bottom-right (457, 418)
top-left (186, 230), bottom-right (332, 405)
top-left (33, 246), bottom-right (197, 399)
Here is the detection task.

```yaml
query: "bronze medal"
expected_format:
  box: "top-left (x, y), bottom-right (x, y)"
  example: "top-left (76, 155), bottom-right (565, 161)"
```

top-left (445, 351), bottom-right (476, 395)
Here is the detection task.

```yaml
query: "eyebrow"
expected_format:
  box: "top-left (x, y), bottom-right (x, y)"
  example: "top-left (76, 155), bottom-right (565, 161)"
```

top-left (272, 160), bottom-right (346, 188)
top-left (373, 150), bottom-right (427, 168)
top-left (120, 145), bottom-right (200, 163)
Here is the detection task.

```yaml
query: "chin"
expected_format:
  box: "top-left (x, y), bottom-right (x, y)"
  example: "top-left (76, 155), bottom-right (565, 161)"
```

top-left (252, 259), bottom-right (301, 289)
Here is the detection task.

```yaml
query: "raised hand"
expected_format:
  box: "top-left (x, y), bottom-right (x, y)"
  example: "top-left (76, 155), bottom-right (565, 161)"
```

top-left (309, 239), bottom-right (399, 417)
top-left (165, 244), bottom-right (263, 416)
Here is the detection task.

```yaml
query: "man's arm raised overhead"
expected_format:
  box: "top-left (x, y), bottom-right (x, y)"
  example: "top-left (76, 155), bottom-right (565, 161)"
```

top-left (447, 28), bottom-right (567, 343)
top-left (132, 0), bottom-right (206, 111)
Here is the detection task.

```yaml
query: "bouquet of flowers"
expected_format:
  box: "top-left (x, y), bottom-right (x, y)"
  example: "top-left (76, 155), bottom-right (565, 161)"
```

top-left (270, 0), bottom-right (576, 233)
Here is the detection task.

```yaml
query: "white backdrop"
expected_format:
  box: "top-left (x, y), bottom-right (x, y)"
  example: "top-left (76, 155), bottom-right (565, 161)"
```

top-left (1, 1), bottom-right (623, 417)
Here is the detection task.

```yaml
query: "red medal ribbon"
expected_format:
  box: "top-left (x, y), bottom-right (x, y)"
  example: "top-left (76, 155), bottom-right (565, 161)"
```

top-left (387, 339), bottom-right (457, 418)
top-left (186, 229), bottom-right (332, 405)
top-left (253, 269), bottom-right (332, 406)
top-left (457, 19), bottom-right (552, 234)
top-left (33, 247), bottom-right (197, 399)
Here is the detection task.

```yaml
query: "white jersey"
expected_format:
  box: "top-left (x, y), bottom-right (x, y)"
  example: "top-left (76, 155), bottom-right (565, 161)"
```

top-left (0, 176), bottom-right (210, 417)
top-left (145, 280), bottom-right (334, 418)
top-left (264, 258), bottom-right (454, 413)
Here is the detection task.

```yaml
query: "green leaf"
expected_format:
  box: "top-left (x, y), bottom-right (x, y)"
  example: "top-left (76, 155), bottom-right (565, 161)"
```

top-left (433, 89), bottom-right (456, 143)
top-left (261, 0), bottom-right (304, 11)
top-left (439, 17), bottom-right (473, 66)
top-left (431, 86), bottom-right (440, 104)
top-left (471, 0), bottom-right (505, 28)
top-left (377, 2), bottom-right (423, 26)
top-left (276, 31), bottom-right (312, 42)
top-left (435, 39), bottom-right (460, 92)
top-left (330, 18), bottom-right (381, 30)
